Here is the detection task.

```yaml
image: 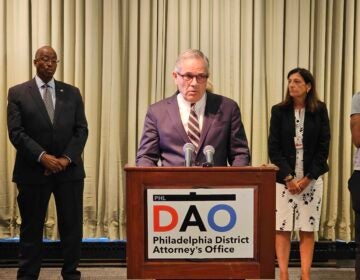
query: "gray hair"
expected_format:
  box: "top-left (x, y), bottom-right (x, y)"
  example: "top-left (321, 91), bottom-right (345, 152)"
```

top-left (174, 49), bottom-right (209, 74)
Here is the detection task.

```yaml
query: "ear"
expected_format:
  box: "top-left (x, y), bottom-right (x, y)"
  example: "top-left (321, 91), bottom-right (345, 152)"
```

top-left (306, 84), bottom-right (311, 93)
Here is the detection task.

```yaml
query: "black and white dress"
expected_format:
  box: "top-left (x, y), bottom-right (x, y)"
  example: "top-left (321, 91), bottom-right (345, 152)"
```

top-left (276, 108), bottom-right (323, 232)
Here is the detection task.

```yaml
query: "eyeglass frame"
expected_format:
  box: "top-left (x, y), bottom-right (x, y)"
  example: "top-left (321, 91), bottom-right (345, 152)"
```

top-left (176, 72), bottom-right (209, 83)
top-left (35, 56), bottom-right (60, 64)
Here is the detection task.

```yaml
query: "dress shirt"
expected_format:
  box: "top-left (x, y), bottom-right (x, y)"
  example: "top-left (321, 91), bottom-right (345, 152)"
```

top-left (177, 91), bottom-right (207, 132)
top-left (35, 75), bottom-right (56, 107)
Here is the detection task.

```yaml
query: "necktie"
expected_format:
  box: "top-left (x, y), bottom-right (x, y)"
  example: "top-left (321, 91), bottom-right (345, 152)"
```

top-left (188, 103), bottom-right (201, 151)
top-left (42, 84), bottom-right (54, 123)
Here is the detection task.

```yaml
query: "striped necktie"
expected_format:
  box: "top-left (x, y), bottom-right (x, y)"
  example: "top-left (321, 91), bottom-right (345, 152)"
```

top-left (42, 84), bottom-right (54, 123)
top-left (188, 103), bottom-right (201, 151)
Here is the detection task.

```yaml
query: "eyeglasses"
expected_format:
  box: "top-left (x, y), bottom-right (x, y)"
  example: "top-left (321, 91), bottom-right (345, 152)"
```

top-left (36, 56), bottom-right (60, 64)
top-left (176, 72), bottom-right (209, 83)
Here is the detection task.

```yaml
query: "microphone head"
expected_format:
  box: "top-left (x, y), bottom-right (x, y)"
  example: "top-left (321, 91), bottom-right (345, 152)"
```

top-left (203, 145), bottom-right (215, 155)
top-left (183, 142), bottom-right (195, 152)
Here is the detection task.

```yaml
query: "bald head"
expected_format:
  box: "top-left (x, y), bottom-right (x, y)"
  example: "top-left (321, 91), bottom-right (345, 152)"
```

top-left (33, 46), bottom-right (58, 83)
top-left (34, 46), bottom-right (57, 60)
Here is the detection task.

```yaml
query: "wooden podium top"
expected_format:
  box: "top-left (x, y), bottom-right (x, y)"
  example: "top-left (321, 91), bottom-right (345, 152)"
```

top-left (125, 165), bottom-right (278, 172)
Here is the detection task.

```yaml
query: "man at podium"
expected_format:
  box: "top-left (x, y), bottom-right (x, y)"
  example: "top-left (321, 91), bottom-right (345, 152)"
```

top-left (136, 49), bottom-right (250, 167)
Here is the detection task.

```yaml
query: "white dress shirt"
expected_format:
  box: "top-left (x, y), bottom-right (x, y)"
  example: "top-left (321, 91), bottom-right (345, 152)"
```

top-left (177, 91), bottom-right (207, 133)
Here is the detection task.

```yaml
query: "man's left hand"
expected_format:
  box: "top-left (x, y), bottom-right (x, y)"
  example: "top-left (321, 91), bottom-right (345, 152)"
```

top-left (44, 157), bottom-right (70, 176)
top-left (58, 157), bottom-right (71, 169)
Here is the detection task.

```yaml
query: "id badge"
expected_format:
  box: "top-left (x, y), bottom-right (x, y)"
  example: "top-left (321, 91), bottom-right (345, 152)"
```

top-left (294, 136), bottom-right (303, 149)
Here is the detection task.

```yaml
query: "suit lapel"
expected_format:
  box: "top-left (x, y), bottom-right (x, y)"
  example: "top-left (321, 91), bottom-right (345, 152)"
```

top-left (198, 93), bottom-right (220, 151)
top-left (302, 109), bottom-right (312, 147)
top-left (288, 106), bottom-right (296, 138)
top-left (166, 93), bottom-right (190, 144)
top-left (53, 81), bottom-right (64, 125)
top-left (28, 79), bottom-right (53, 126)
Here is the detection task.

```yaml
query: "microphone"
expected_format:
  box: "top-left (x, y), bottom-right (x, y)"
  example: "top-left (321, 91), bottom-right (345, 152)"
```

top-left (203, 145), bottom-right (215, 167)
top-left (183, 143), bottom-right (195, 167)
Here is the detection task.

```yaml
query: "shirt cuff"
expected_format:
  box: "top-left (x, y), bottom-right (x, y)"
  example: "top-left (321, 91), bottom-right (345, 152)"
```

top-left (38, 151), bottom-right (46, 162)
top-left (63, 155), bottom-right (72, 163)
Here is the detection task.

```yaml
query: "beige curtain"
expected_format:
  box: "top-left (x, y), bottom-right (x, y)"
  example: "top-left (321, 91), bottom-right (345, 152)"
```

top-left (0, 0), bottom-right (359, 241)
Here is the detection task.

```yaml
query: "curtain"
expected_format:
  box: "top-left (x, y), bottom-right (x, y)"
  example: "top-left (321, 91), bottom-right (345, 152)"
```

top-left (0, 0), bottom-right (359, 241)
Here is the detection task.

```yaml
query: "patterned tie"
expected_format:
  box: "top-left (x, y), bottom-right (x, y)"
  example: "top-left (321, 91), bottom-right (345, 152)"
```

top-left (42, 84), bottom-right (54, 123)
top-left (188, 103), bottom-right (201, 151)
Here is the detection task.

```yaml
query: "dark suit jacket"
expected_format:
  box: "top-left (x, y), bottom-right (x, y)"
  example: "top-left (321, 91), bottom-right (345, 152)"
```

top-left (7, 78), bottom-right (88, 184)
top-left (136, 91), bottom-right (250, 166)
top-left (268, 102), bottom-right (330, 183)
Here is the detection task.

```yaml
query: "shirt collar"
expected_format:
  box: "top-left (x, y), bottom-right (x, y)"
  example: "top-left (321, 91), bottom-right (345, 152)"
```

top-left (35, 75), bottom-right (55, 90)
top-left (177, 91), bottom-right (207, 110)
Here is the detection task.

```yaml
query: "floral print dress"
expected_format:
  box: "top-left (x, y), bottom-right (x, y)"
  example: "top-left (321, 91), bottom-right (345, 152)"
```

top-left (275, 108), bottom-right (323, 232)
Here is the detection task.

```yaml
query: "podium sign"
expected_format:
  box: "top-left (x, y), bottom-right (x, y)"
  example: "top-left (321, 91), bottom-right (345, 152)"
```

top-left (125, 166), bottom-right (276, 279)
top-left (147, 188), bottom-right (254, 259)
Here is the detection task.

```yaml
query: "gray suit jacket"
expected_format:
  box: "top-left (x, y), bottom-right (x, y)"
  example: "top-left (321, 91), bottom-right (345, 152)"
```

top-left (7, 78), bottom-right (88, 184)
top-left (136, 91), bottom-right (250, 166)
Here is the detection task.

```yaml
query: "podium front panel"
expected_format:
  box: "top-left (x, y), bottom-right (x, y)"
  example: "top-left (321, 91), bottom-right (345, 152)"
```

top-left (125, 166), bottom-right (276, 279)
top-left (147, 188), bottom-right (255, 259)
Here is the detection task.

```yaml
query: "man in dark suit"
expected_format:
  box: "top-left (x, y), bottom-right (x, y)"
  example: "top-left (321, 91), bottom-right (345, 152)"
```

top-left (7, 46), bottom-right (88, 280)
top-left (136, 49), bottom-right (250, 167)
top-left (349, 92), bottom-right (360, 280)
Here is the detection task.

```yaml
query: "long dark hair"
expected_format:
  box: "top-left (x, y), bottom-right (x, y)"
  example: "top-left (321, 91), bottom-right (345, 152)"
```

top-left (280, 68), bottom-right (320, 112)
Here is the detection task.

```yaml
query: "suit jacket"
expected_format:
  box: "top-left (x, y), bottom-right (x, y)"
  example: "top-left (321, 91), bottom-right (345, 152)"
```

top-left (136, 91), bottom-right (250, 166)
top-left (7, 78), bottom-right (88, 184)
top-left (268, 102), bottom-right (330, 183)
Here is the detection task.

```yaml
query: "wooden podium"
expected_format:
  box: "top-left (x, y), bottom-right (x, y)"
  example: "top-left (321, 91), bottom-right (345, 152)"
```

top-left (125, 166), bottom-right (276, 279)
